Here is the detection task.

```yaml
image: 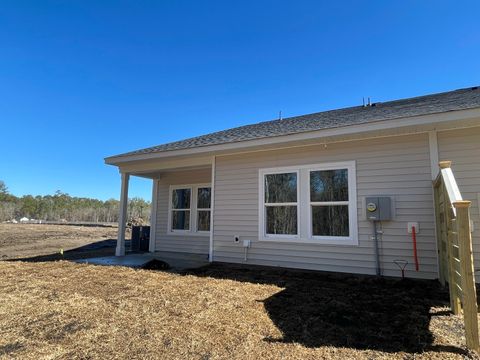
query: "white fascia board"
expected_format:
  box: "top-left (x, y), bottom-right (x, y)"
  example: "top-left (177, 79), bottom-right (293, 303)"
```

top-left (118, 155), bottom-right (213, 174)
top-left (105, 108), bottom-right (480, 166)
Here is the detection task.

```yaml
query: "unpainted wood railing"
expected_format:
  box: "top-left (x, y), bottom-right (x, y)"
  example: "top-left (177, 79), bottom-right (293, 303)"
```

top-left (433, 160), bottom-right (479, 352)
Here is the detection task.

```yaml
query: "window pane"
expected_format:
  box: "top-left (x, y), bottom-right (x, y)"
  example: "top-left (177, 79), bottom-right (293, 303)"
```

top-left (172, 189), bottom-right (191, 209)
top-left (310, 169), bottom-right (348, 202)
top-left (197, 187), bottom-right (211, 209)
top-left (197, 210), bottom-right (210, 231)
top-left (265, 173), bottom-right (297, 203)
top-left (312, 205), bottom-right (349, 236)
top-left (172, 210), bottom-right (190, 230)
top-left (266, 206), bottom-right (297, 235)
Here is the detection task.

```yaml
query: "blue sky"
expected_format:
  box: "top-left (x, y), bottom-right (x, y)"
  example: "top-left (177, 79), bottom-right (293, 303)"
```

top-left (1, 1), bottom-right (479, 201)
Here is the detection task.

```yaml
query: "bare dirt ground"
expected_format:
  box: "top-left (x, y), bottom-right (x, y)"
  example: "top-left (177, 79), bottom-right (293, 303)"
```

top-left (0, 223), bottom-right (124, 261)
top-left (0, 224), bottom-right (478, 359)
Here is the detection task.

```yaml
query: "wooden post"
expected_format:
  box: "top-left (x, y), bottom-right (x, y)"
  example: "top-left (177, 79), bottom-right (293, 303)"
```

top-left (436, 161), bottom-right (452, 286)
top-left (438, 160), bottom-right (453, 285)
top-left (447, 218), bottom-right (462, 315)
top-left (453, 200), bottom-right (479, 353)
top-left (434, 185), bottom-right (446, 286)
top-left (439, 160), bottom-right (452, 169)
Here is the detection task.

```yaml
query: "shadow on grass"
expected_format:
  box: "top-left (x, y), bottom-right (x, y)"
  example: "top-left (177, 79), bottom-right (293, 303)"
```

top-left (0, 342), bottom-right (24, 357)
top-left (185, 263), bottom-right (467, 356)
top-left (6, 239), bottom-right (130, 262)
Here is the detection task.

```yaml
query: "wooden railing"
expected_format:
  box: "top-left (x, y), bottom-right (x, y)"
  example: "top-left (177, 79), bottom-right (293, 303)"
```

top-left (433, 160), bottom-right (479, 352)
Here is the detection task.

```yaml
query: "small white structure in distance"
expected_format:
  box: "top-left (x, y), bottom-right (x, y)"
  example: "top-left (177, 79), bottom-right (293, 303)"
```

top-left (19, 217), bottom-right (29, 223)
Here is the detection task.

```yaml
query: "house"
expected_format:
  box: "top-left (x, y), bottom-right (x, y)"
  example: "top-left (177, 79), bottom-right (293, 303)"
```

top-left (105, 86), bottom-right (480, 279)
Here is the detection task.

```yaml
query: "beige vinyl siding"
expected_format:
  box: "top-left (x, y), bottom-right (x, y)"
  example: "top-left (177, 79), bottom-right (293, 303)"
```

top-left (438, 126), bottom-right (480, 271)
top-left (212, 133), bottom-right (438, 279)
top-left (155, 168), bottom-right (211, 255)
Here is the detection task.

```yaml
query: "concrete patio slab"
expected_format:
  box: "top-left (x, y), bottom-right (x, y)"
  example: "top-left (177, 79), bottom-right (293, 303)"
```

top-left (75, 251), bottom-right (209, 271)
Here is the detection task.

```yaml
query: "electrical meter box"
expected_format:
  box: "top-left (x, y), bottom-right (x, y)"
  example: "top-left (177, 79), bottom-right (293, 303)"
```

top-left (365, 196), bottom-right (392, 221)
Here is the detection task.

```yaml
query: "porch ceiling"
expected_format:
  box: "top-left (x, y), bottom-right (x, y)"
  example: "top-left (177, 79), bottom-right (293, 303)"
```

top-left (119, 154), bottom-right (213, 178)
top-left (130, 164), bottom-right (212, 179)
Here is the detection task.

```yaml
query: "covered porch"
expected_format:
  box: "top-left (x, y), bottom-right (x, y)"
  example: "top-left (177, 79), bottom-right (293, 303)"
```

top-left (112, 153), bottom-right (215, 263)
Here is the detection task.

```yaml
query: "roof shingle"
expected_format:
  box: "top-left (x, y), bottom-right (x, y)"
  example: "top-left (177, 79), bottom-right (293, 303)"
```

top-left (112, 86), bottom-right (480, 158)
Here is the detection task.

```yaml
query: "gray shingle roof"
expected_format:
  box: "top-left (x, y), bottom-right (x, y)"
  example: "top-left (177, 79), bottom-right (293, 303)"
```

top-left (113, 86), bottom-right (480, 158)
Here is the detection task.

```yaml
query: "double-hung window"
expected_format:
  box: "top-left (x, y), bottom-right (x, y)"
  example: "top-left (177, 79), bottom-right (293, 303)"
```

top-left (169, 184), bottom-right (211, 234)
top-left (196, 187), bottom-right (211, 232)
top-left (171, 188), bottom-right (191, 231)
top-left (309, 168), bottom-right (350, 238)
top-left (263, 172), bottom-right (299, 237)
top-left (259, 161), bottom-right (357, 245)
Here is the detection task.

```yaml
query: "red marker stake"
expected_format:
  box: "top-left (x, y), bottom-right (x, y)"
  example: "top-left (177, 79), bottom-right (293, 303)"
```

top-left (412, 226), bottom-right (419, 271)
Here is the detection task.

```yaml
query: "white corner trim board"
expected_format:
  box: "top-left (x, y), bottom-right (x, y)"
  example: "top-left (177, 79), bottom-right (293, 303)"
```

top-left (149, 179), bottom-right (159, 252)
top-left (428, 131), bottom-right (439, 180)
top-left (209, 156), bottom-right (216, 262)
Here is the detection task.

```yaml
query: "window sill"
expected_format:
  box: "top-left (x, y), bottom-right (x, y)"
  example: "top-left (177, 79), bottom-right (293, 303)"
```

top-left (167, 231), bottom-right (210, 237)
top-left (259, 237), bottom-right (358, 246)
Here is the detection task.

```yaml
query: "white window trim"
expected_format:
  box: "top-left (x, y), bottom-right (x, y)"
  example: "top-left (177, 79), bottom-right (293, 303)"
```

top-left (307, 162), bottom-right (358, 245)
top-left (196, 186), bottom-right (212, 235)
top-left (167, 183), bottom-right (211, 236)
top-left (258, 161), bottom-right (358, 245)
top-left (260, 169), bottom-right (300, 240)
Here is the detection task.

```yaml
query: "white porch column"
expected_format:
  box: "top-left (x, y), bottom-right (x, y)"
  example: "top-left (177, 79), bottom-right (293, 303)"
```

top-left (116, 172), bottom-right (130, 256)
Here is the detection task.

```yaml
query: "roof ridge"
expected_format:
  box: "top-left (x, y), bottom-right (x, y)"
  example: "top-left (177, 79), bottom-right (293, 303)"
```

top-left (186, 85), bottom-right (480, 132)
top-left (257, 85), bottom-right (480, 124)
top-left (106, 85), bottom-right (480, 160)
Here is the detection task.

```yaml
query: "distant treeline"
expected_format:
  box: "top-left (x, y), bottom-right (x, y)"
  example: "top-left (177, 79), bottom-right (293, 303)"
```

top-left (0, 180), bottom-right (150, 223)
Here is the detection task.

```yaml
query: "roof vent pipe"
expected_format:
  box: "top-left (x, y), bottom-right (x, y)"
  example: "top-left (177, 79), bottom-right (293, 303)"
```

top-left (363, 97), bottom-right (372, 107)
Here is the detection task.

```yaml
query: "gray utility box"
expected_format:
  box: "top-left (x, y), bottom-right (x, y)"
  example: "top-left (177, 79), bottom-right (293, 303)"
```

top-left (365, 196), bottom-right (392, 221)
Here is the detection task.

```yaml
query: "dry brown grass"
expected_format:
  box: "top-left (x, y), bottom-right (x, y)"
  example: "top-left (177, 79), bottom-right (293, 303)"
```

top-left (0, 260), bottom-right (478, 360)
